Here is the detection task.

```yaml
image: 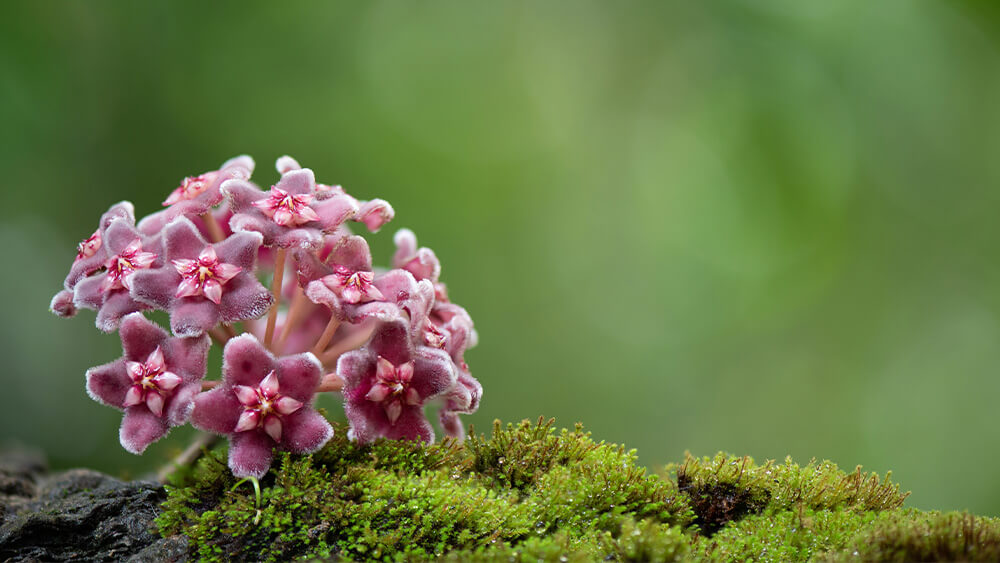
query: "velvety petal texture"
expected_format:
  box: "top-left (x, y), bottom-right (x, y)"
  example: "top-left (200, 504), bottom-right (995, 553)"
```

top-left (129, 217), bottom-right (272, 336)
top-left (223, 159), bottom-right (359, 250)
top-left (338, 318), bottom-right (457, 444)
top-left (72, 217), bottom-right (162, 332)
top-left (190, 334), bottom-right (333, 478)
top-left (84, 312), bottom-right (209, 454)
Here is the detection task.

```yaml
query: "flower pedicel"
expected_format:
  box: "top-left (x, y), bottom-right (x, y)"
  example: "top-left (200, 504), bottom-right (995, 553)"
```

top-left (52, 155), bottom-right (480, 479)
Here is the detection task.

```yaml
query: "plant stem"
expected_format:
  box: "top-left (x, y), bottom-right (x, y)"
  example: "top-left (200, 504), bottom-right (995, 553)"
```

top-left (276, 286), bottom-right (311, 352)
top-left (200, 212), bottom-right (226, 243)
top-left (311, 315), bottom-right (341, 356)
top-left (156, 432), bottom-right (220, 483)
top-left (264, 248), bottom-right (287, 350)
top-left (317, 372), bottom-right (344, 392)
top-left (208, 326), bottom-right (230, 346)
top-left (320, 322), bottom-right (375, 367)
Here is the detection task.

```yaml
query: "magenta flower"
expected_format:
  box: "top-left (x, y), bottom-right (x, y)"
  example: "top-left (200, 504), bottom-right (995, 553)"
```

top-left (338, 318), bottom-right (456, 443)
top-left (392, 228), bottom-right (441, 284)
top-left (62, 202), bottom-right (135, 291)
top-left (190, 334), bottom-right (333, 478)
top-left (223, 163), bottom-right (358, 250)
top-left (298, 235), bottom-right (402, 323)
top-left (274, 155), bottom-right (394, 232)
top-left (160, 154), bottom-right (254, 214)
top-left (85, 312), bottom-right (209, 454)
top-left (129, 217), bottom-right (273, 337)
top-left (73, 217), bottom-right (162, 332)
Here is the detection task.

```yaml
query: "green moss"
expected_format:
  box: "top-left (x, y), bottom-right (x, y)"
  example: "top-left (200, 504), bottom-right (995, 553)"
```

top-left (156, 419), bottom-right (996, 562)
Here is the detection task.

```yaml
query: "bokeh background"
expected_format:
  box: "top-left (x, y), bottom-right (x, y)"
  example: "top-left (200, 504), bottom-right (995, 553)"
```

top-left (3, 1), bottom-right (1000, 515)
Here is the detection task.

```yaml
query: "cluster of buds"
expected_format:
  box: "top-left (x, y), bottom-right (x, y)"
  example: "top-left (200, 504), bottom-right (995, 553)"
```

top-left (51, 156), bottom-right (479, 478)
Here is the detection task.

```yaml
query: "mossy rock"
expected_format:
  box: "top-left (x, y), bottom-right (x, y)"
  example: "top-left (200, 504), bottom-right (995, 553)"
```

top-left (156, 418), bottom-right (1000, 562)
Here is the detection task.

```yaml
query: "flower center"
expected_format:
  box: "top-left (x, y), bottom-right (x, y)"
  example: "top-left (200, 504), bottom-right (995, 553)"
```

top-left (327, 267), bottom-right (383, 304)
top-left (172, 246), bottom-right (242, 305)
top-left (252, 187), bottom-right (319, 227)
top-left (101, 238), bottom-right (157, 293)
top-left (163, 174), bottom-right (214, 206)
top-left (233, 371), bottom-right (303, 443)
top-left (124, 346), bottom-right (181, 417)
top-left (75, 230), bottom-right (102, 263)
top-left (365, 357), bottom-right (419, 424)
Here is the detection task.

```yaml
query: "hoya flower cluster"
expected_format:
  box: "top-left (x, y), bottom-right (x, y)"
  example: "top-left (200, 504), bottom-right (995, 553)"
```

top-left (51, 156), bottom-right (480, 478)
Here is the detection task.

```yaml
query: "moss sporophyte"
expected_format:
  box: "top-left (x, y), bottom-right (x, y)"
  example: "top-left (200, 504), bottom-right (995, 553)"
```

top-left (51, 156), bottom-right (1000, 561)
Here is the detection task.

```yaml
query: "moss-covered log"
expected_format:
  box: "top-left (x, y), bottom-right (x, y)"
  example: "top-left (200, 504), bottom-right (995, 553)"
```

top-left (156, 418), bottom-right (1000, 562)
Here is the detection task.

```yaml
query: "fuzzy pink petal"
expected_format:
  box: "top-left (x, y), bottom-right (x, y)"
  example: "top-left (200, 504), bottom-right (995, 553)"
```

top-left (170, 299), bottom-right (221, 337)
top-left (440, 411), bottom-right (466, 441)
top-left (293, 249), bottom-right (332, 286)
top-left (161, 332), bottom-right (210, 381)
top-left (222, 334), bottom-right (275, 387)
top-left (50, 289), bottom-right (78, 318)
top-left (217, 275), bottom-right (274, 324)
top-left (327, 235), bottom-right (374, 272)
top-left (119, 406), bottom-right (170, 454)
top-left (337, 350), bottom-right (375, 390)
top-left (273, 227), bottom-right (324, 250)
top-left (119, 312), bottom-right (168, 360)
top-left (368, 319), bottom-right (413, 367)
top-left (165, 382), bottom-right (200, 426)
top-left (191, 388), bottom-right (242, 434)
top-left (222, 179), bottom-right (267, 212)
top-left (411, 347), bottom-right (457, 400)
top-left (96, 291), bottom-right (150, 333)
top-left (86, 360), bottom-right (129, 408)
top-left (383, 406), bottom-right (434, 443)
top-left (280, 410), bottom-right (333, 453)
top-left (276, 155), bottom-right (301, 174)
top-left (274, 353), bottom-right (322, 402)
top-left (129, 268), bottom-right (182, 310)
top-left (164, 217), bottom-right (208, 260)
top-left (355, 199), bottom-right (394, 232)
top-left (104, 219), bottom-right (145, 256)
top-left (304, 279), bottom-right (344, 317)
top-left (228, 431), bottom-right (274, 479)
top-left (312, 194), bottom-right (359, 232)
top-left (214, 232), bottom-right (263, 271)
top-left (221, 154), bottom-right (255, 178)
top-left (276, 168), bottom-right (316, 196)
top-left (72, 275), bottom-right (104, 311)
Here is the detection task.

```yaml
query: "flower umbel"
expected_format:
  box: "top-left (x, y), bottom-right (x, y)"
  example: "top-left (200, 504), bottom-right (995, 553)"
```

top-left (53, 154), bottom-right (479, 478)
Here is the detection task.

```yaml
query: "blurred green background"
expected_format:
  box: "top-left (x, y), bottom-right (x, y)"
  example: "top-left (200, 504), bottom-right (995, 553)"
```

top-left (3, 1), bottom-right (1000, 515)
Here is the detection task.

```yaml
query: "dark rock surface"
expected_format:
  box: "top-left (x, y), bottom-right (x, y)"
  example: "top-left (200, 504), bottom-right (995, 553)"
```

top-left (0, 450), bottom-right (187, 562)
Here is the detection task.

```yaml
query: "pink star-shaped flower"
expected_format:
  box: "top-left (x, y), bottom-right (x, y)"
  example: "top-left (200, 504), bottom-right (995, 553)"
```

top-left (129, 217), bottom-right (273, 337)
top-left (171, 246), bottom-right (243, 305)
top-left (62, 201), bottom-right (135, 291)
top-left (252, 187), bottom-right (320, 227)
top-left (85, 312), bottom-right (209, 454)
top-left (100, 238), bottom-right (159, 293)
top-left (223, 161), bottom-right (358, 250)
top-left (338, 318), bottom-right (456, 443)
top-left (274, 155), bottom-right (394, 232)
top-left (73, 217), bottom-right (162, 332)
top-left (190, 334), bottom-right (333, 478)
top-left (161, 154), bottom-right (254, 213)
